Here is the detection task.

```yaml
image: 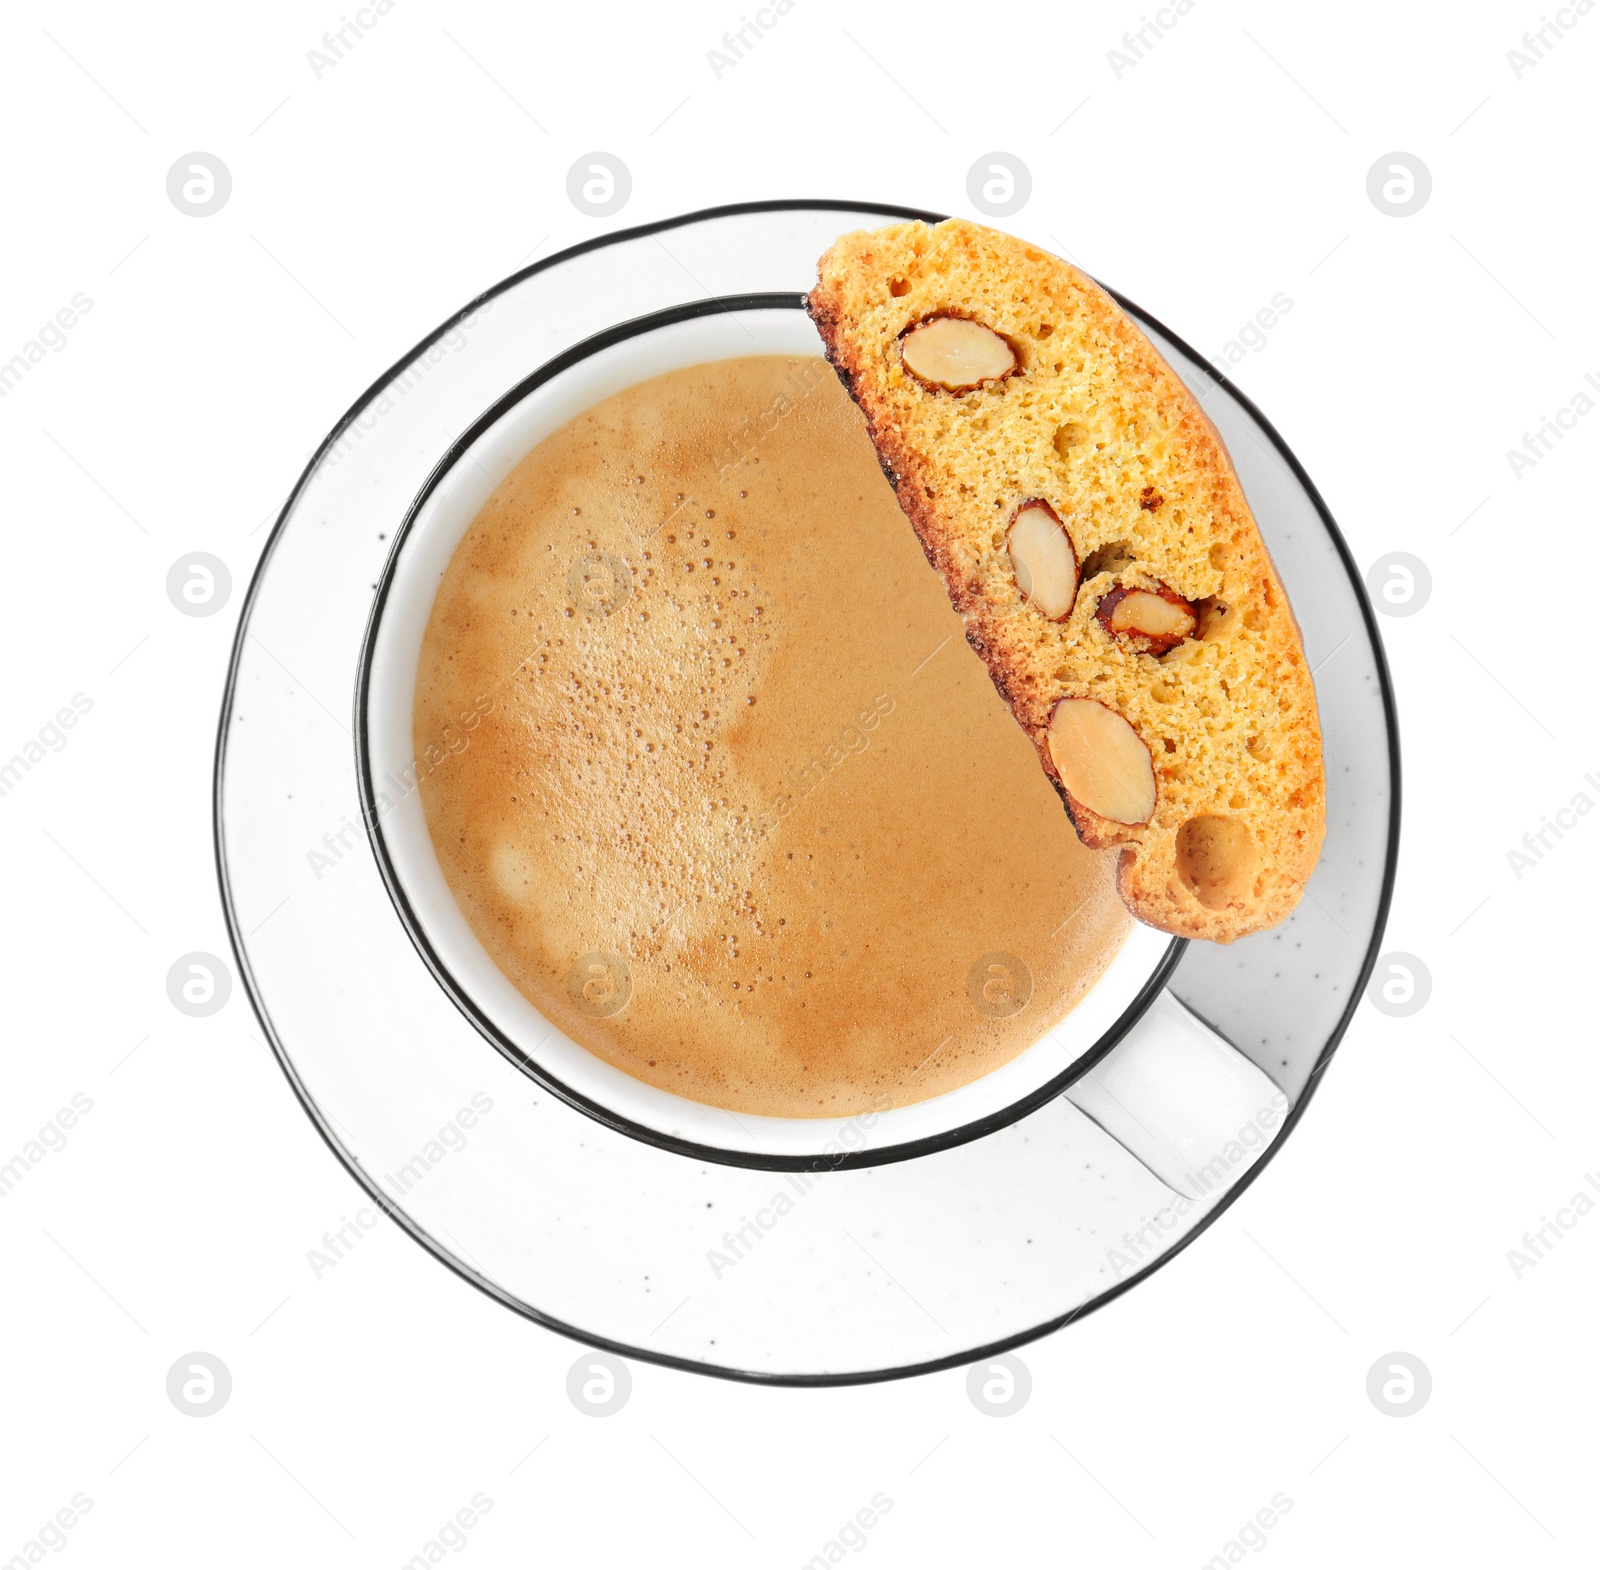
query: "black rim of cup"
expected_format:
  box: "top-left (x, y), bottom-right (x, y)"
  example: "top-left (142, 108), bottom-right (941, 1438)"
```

top-left (352, 290), bottom-right (1188, 1174)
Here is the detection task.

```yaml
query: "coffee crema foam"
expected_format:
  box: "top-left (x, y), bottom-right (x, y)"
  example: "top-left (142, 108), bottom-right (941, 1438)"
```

top-left (414, 355), bottom-right (1130, 1117)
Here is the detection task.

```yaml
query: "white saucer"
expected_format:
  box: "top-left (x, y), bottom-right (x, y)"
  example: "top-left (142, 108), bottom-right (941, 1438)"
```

top-left (216, 201), bottom-right (1398, 1382)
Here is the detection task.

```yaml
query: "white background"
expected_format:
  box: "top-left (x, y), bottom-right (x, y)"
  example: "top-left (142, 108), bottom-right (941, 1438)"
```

top-left (2, 0), bottom-right (1596, 1564)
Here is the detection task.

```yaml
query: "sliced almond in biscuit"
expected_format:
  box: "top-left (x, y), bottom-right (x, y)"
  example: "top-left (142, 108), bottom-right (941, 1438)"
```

top-left (899, 315), bottom-right (1016, 392)
top-left (1096, 584), bottom-right (1196, 654)
top-left (1047, 698), bottom-right (1156, 825)
top-left (1007, 501), bottom-right (1078, 620)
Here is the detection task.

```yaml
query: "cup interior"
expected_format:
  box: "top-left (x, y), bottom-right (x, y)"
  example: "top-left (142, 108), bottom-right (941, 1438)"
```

top-left (360, 301), bottom-right (1180, 1168)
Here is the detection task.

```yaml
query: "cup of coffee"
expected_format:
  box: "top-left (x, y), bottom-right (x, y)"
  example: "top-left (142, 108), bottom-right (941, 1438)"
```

top-left (359, 301), bottom-right (1182, 1170)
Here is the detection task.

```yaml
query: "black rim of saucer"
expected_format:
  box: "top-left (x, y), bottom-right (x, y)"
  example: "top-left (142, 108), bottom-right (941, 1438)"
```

top-left (215, 198), bottom-right (1400, 1385)
top-left (352, 289), bottom-right (1187, 1175)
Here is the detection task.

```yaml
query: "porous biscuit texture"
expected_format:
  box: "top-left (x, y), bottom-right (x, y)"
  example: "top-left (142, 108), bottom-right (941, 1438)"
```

top-left (807, 218), bottom-right (1325, 942)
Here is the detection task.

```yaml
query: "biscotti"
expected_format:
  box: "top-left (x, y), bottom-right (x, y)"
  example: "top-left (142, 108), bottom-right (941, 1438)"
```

top-left (807, 218), bottom-right (1325, 943)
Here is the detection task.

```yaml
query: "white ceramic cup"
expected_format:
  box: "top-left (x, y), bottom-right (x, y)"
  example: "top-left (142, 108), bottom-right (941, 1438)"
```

top-left (361, 303), bottom-right (1180, 1167)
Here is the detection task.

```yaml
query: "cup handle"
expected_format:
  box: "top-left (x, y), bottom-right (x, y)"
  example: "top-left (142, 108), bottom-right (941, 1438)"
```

top-left (1063, 990), bottom-right (1290, 1201)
